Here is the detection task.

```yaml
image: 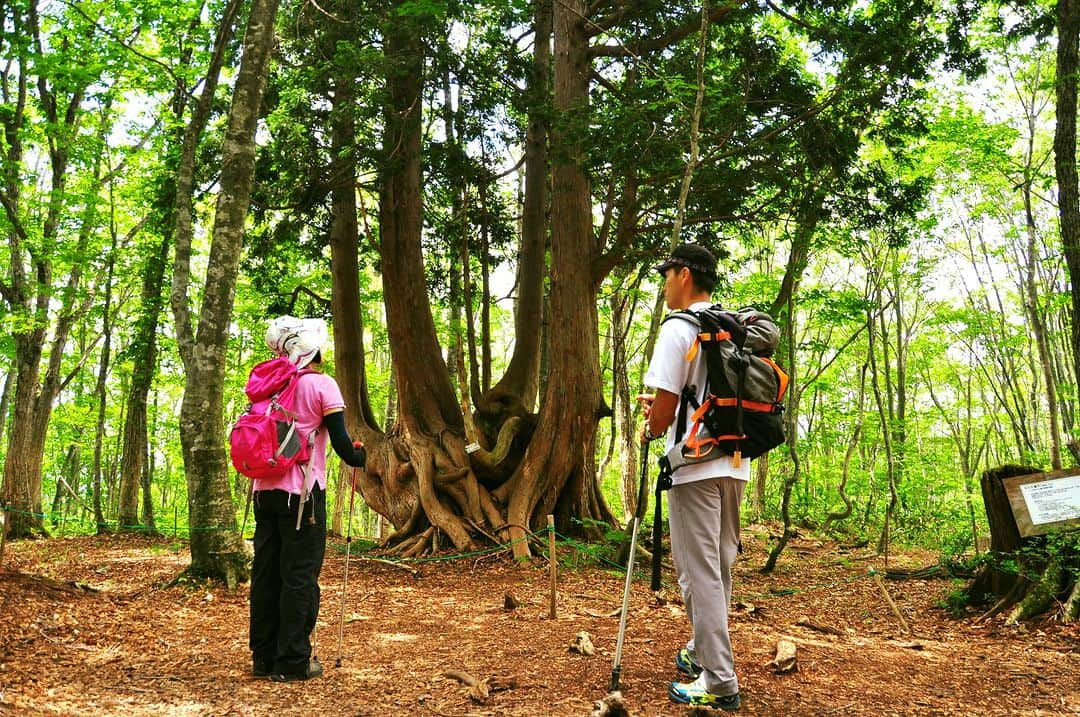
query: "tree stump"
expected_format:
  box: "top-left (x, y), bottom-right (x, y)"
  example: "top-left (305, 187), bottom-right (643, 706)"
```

top-left (967, 465), bottom-right (1033, 606)
top-left (966, 465), bottom-right (1077, 622)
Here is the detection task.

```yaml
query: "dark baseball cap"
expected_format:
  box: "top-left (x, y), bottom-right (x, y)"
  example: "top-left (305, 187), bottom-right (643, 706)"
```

top-left (653, 243), bottom-right (718, 280)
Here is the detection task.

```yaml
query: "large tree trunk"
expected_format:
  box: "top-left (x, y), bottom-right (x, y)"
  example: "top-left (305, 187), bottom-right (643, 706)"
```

top-left (1, 1), bottom-right (93, 539)
top-left (1055, 0), bottom-right (1080, 411)
top-left (327, 67), bottom-right (391, 531)
top-left (468, 0), bottom-right (551, 487)
top-left (173, 0), bottom-right (280, 584)
top-left (3, 334), bottom-right (47, 538)
top-left (369, 0), bottom-right (505, 557)
top-left (503, 0), bottom-right (615, 559)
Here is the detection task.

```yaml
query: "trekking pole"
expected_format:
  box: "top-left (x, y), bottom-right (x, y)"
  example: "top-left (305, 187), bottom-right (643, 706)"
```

top-left (335, 443), bottom-right (362, 668)
top-left (240, 479), bottom-right (253, 540)
top-left (610, 437), bottom-right (650, 692)
top-left (651, 481), bottom-right (664, 591)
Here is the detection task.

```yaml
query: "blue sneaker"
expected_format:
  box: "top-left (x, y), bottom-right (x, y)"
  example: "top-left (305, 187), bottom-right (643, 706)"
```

top-left (675, 648), bottom-right (702, 678)
top-left (668, 677), bottom-right (740, 711)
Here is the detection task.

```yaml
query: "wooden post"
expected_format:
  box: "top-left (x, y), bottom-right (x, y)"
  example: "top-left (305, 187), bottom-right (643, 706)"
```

top-left (547, 515), bottom-right (557, 619)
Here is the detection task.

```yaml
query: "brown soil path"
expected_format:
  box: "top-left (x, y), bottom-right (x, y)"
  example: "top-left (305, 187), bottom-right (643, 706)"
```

top-left (0, 528), bottom-right (1077, 716)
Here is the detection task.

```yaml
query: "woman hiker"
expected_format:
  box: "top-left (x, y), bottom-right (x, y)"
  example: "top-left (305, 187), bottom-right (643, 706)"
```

top-left (249, 316), bottom-right (367, 682)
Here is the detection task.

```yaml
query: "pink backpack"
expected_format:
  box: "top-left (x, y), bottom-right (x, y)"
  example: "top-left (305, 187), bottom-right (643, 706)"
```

top-left (229, 357), bottom-right (315, 480)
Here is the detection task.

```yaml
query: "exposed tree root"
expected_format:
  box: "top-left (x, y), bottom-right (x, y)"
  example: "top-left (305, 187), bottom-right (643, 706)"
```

top-left (444, 669), bottom-right (518, 703)
top-left (976, 579), bottom-right (1030, 623)
top-left (470, 416), bottom-right (524, 472)
top-left (1063, 580), bottom-right (1080, 624)
top-left (1006, 559), bottom-right (1063, 625)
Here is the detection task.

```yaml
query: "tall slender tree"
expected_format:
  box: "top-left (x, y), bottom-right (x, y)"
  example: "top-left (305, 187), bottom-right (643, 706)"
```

top-left (170, 0), bottom-right (281, 583)
top-left (1055, 0), bottom-right (1080, 408)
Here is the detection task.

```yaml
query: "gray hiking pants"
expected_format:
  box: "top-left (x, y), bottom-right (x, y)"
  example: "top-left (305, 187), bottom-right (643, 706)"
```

top-left (668, 476), bottom-right (746, 696)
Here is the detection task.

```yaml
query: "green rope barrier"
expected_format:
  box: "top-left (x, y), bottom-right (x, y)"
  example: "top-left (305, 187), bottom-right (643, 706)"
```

top-left (552, 530), bottom-right (649, 574)
top-left (332, 528), bottom-right (553, 564)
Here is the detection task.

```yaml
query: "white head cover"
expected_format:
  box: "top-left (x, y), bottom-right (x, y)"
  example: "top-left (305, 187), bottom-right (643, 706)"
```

top-left (265, 316), bottom-right (329, 369)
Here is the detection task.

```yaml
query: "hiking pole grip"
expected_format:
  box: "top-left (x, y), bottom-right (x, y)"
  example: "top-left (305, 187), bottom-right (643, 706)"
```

top-left (240, 479), bottom-right (253, 540)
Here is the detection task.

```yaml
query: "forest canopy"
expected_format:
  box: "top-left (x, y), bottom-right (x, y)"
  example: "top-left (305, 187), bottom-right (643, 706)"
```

top-left (0, 0), bottom-right (1077, 594)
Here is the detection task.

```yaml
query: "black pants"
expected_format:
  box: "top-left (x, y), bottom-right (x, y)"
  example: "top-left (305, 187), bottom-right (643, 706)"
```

top-left (249, 486), bottom-right (326, 675)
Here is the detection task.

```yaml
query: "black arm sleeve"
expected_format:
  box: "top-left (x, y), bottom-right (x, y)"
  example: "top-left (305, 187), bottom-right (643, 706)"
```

top-left (323, 410), bottom-right (366, 468)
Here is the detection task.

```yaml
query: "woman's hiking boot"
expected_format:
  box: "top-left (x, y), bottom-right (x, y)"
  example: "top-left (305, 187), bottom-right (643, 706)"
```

top-left (268, 658), bottom-right (323, 682)
top-left (252, 656), bottom-right (273, 678)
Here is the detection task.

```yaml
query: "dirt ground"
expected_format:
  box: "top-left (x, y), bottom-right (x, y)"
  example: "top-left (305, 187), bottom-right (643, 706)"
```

top-left (0, 525), bottom-right (1077, 717)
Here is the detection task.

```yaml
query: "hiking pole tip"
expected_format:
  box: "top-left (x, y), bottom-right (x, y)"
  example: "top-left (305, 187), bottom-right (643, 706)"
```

top-left (608, 665), bottom-right (621, 693)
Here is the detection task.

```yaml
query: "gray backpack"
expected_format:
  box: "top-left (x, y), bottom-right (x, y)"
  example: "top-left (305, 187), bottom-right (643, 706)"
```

top-left (658, 305), bottom-right (788, 481)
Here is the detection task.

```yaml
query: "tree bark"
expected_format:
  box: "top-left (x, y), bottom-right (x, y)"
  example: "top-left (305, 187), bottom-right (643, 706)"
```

top-left (503, 0), bottom-right (616, 558)
top-left (967, 465), bottom-right (1042, 615)
top-left (371, 0), bottom-right (506, 556)
top-left (1, 0), bottom-right (95, 539)
top-left (118, 1), bottom-right (240, 532)
top-left (174, 0), bottom-right (280, 584)
top-left (488, 0), bottom-right (550, 414)
top-left (118, 231), bottom-right (170, 531)
top-left (327, 67), bottom-right (397, 532)
top-left (0, 370), bottom-right (12, 450)
top-left (92, 236), bottom-right (117, 534)
top-left (1055, 0), bottom-right (1080, 411)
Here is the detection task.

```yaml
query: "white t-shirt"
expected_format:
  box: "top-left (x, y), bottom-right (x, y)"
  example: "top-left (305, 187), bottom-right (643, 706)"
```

top-left (644, 301), bottom-right (751, 486)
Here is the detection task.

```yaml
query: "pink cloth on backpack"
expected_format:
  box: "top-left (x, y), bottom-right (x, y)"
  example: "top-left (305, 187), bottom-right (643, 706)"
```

top-left (244, 357), bottom-right (300, 402)
top-left (251, 371), bottom-right (346, 496)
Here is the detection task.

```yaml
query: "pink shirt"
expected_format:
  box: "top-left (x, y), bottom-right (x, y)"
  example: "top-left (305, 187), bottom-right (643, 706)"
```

top-left (251, 371), bottom-right (345, 495)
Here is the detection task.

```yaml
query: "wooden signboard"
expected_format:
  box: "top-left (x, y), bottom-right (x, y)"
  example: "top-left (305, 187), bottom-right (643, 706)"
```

top-left (1002, 469), bottom-right (1080, 538)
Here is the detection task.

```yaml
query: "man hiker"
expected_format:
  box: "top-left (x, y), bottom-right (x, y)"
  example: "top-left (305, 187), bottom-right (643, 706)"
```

top-left (638, 243), bottom-right (749, 711)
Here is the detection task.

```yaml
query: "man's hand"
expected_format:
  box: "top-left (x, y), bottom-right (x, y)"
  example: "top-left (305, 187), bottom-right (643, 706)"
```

top-left (639, 389), bottom-right (679, 443)
top-left (636, 394), bottom-right (656, 442)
